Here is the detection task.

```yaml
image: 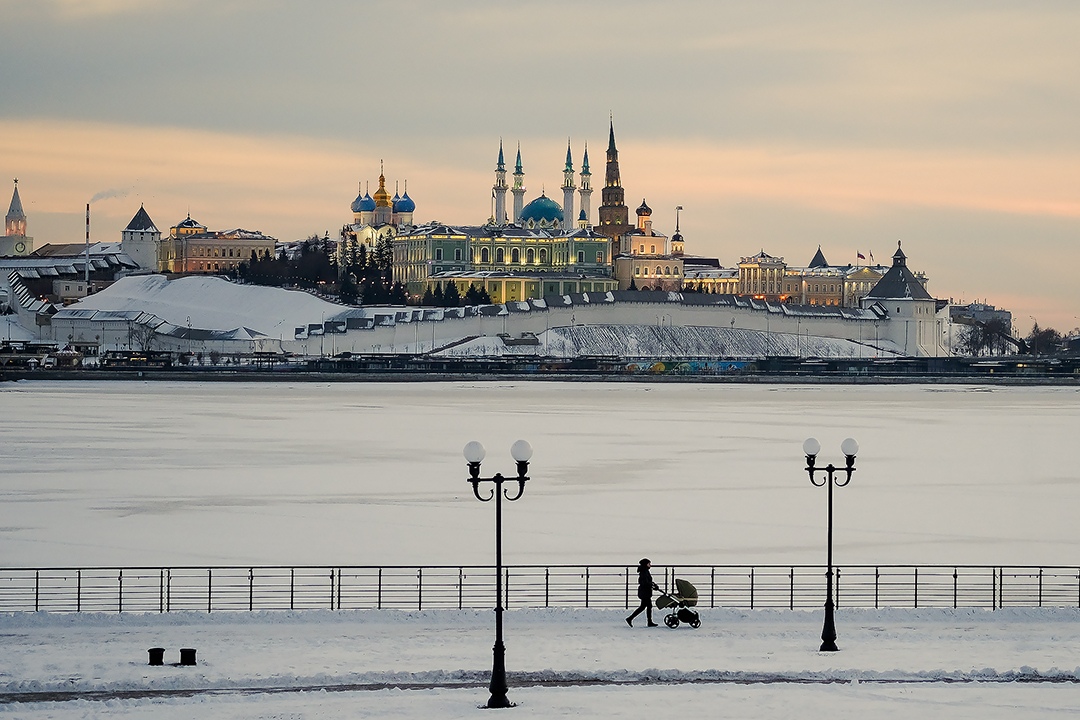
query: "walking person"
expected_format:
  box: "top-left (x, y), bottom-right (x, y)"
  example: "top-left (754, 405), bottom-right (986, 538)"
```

top-left (626, 558), bottom-right (659, 627)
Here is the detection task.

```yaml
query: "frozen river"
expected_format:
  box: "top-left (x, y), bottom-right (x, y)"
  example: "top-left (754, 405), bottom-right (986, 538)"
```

top-left (1, 380), bottom-right (1078, 569)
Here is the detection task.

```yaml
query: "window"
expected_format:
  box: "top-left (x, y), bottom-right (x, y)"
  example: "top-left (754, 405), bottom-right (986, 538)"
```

top-left (655, 266), bottom-right (662, 276)
top-left (664, 266), bottom-right (670, 276)
top-left (635, 267), bottom-right (641, 276)
top-left (539, 248), bottom-right (548, 264)
top-left (674, 267), bottom-right (680, 275)
top-left (577, 251), bottom-right (585, 263)
top-left (435, 248), bottom-right (443, 260)
top-left (639, 244), bottom-right (645, 253)
top-left (454, 248), bottom-right (462, 261)
top-left (526, 248), bottom-right (535, 264)
top-left (596, 251), bottom-right (603, 263)
top-left (512, 248), bottom-right (520, 263)
top-left (496, 247), bottom-right (504, 263)
top-left (480, 247), bottom-right (489, 263)
top-left (650, 245), bottom-right (656, 254)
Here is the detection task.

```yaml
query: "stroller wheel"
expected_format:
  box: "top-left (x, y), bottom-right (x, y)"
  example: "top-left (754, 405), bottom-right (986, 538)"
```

top-left (689, 617), bottom-right (701, 629)
top-left (664, 614), bottom-right (679, 628)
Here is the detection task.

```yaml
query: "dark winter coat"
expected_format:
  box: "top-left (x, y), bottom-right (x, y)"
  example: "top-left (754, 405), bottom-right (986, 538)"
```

top-left (637, 568), bottom-right (656, 601)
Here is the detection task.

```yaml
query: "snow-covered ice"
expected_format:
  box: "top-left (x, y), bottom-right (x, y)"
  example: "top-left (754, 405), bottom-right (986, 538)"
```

top-left (1, 381), bottom-right (1078, 568)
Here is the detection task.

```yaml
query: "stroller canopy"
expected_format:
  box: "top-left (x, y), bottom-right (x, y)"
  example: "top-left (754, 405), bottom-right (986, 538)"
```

top-left (674, 578), bottom-right (699, 607)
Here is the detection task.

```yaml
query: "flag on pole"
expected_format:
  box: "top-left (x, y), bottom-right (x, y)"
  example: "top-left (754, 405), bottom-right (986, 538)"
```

top-left (869, 251), bottom-right (874, 263)
top-left (856, 251), bottom-right (865, 260)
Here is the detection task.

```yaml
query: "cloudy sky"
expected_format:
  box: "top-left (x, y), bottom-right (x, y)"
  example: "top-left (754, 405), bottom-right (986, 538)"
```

top-left (2, 0), bottom-right (1078, 331)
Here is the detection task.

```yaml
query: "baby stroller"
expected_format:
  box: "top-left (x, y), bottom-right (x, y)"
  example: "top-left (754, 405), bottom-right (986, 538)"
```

top-left (655, 578), bottom-right (701, 628)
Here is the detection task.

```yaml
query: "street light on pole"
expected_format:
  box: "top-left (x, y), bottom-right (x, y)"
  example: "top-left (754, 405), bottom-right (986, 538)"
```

top-left (463, 439), bottom-right (533, 709)
top-left (802, 436), bottom-right (858, 652)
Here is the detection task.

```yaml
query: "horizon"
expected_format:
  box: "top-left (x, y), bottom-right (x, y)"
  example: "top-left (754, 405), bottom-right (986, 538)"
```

top-left (2, 1), bottom-right (1078, 333)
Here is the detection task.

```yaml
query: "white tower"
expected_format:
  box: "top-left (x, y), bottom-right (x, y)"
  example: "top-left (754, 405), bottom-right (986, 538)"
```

top-left (121, 204), bottom-right (162, 271)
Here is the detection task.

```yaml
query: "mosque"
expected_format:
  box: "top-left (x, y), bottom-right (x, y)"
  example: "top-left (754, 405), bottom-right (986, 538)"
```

top-left (344, 120), bottom-right (689, 303)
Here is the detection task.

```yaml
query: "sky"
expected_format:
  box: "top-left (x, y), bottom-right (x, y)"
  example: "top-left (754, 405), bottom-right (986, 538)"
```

top-left (1, 1), bottom-right (1078, 333)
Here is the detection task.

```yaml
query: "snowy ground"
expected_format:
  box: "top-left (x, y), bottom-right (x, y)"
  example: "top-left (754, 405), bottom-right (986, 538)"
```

top-left (2, 607), bottom-right (1080, 718)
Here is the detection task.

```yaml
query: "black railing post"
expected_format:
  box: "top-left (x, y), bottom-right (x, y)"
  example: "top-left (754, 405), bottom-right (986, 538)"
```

top-left (118, 569), bottom-right (123, 614)
top-left (249, 568), bottom-right (254, 612)
top-left (789, 567), bottom-right (794, 610)
top-left (953, 568), bottom-right (958, 609)
top-left (166, 569), bottom-right (171, 613)
top-left (378, 568), bottom-right (383, 610)
top-left (418, 568), bottom-right (423, 611)
top-left (914, 567), bottom-right (918, 608)
top-left (459, 567), bottom-right (464, 610)
top-left (1039, 567), bottom-right (1043, 607)
top-left (290, 568), bottom-right (295, 610)
top-left (207, 569), bottom-right (212, 613)
top-left (750, 567), bottom-right (755, 610)
top-left (34, 570), bottom-right (39, 612)
top-left (874, 567), bottom-right (879, 609)
top-left (77, 569), bottom-right (82, 613)
top-left (712, 566), bottom-right (716, 609)
top-left (545, 567), bottom-right (550, 608)
top-left (585, 567), bottom-right (590, 609)
top-left (159, 569), bottom-right (163, 613)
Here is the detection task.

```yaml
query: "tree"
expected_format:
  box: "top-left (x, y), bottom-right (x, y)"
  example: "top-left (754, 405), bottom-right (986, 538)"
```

top-left (443, 281), bottom-right (461, 308)
top-left (628, 277), bottom-right (637, 291)
top-left (421, 286), bottom-right (435, 306)
top-left (1027, 321), bottom-right (1062, 355)
top-left (433, 282), bottom-right (444, 306)
top-left (339, 275), bottom-right (359, 305)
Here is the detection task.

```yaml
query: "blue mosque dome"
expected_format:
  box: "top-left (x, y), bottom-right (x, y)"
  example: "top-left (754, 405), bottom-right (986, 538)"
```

top-left (396, 191), bottom-right (416, 213)
top-left (519, 193), bottom-right (563, 225)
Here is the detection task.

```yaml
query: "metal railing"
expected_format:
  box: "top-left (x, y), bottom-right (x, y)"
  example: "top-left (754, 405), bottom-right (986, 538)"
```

top-left (1, 565), bottom-right (1077, 613)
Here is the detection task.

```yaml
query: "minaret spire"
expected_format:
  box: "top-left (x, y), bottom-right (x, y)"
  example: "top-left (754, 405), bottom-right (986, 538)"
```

top-left (493, 139), bottom-right (508, 226)
top-left (562, 137), bottom-right (576, 231)
top-left (578, 142), bottom-right (593, 227)
top-left (511, 142), bottom-right (526, 224)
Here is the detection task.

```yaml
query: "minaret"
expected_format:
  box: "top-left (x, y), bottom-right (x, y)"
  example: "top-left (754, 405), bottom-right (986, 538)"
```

top-left (5, 178), bottom-right (26, 237)
top-left (511, 144), bottom-right (526, 224)
top-left (597, 117), bottom-right (630, 241)
top-left (493, 140), bottom-right (508, 226)
top-left (578, 143), bottom-right (592, 227)
top-left (561, 139), bottom-right (576, 232)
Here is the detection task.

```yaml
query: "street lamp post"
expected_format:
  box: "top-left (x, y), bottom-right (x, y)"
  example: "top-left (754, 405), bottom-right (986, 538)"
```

top-left (802, 436), bottom-right (858, 652)
top-left (463, 439), bottom-right (533, 709)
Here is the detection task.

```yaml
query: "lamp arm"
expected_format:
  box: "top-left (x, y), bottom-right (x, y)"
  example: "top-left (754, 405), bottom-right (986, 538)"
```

top-left (504, 478), bottom-right (527, 502)
top-left (470, 480), bottom-right (494, 502)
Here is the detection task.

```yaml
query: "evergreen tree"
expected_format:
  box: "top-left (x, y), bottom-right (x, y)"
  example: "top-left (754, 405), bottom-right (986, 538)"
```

top-left (628, 277), bottom-right (637, 291)
top-left (433, 282), bottom-right (444, 306)
top-left (444, 281), bottom-right (461, 307)
top-left (477, 287), bottom-right (492, 304)
top-left (421, 286), bottom-right (435, 306)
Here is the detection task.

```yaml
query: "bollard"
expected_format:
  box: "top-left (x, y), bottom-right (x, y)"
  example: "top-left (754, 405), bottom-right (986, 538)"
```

top-left (179, 648), bottom-right (197, 666)
top-left (148, 647), bottom-right (165, 666)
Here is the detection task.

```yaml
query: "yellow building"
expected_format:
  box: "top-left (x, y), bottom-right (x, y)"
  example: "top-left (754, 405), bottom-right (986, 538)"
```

top-left (161, 215), bottom-right (276, 274)
top-left (427, 271), bottom-right (617, 304)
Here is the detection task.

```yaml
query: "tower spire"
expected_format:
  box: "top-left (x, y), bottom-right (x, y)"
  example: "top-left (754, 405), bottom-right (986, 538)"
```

top-left (598, 116), bottom-right (630, 241)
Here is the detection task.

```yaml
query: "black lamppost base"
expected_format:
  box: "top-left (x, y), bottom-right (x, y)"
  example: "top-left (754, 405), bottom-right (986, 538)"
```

top-left (819, 640), bottom-right (839, 652)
